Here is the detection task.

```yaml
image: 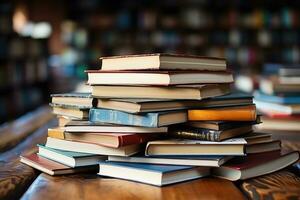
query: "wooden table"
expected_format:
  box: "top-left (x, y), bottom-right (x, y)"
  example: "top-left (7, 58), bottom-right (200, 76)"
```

top-left (0, 106), bottom-right (299, 200)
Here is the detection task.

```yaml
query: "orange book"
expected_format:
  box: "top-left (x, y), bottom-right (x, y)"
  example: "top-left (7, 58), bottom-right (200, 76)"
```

top-left (188, 105), bottom-right (256, 121)
top-left (48, 128), bottom-right (65, 139)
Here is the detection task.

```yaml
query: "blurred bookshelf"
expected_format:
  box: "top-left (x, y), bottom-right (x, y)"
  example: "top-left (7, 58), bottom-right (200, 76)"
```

top-left (60, 0), bottom-right (300, 76)
top-left (0, 2), bottom-right (50, 123)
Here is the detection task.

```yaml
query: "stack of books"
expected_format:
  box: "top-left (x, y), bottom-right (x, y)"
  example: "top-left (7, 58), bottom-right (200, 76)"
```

top-left (21, 54), bottom-right (299, 186)
top-left (255, 67), bottom-right (300, 131)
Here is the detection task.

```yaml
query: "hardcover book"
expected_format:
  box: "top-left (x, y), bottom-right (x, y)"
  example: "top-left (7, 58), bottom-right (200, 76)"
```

top-left (51, 93), bottom-right (93, 109)
top-left (92, 84), bottom-right (231, 100)
top-left (245, 140), bottom-right (281, 154)
top-left (188, 105), bottom-right (257, 121)
top-left (45, 137), bottom-right (141, 156)
top-left (212, 151), bottom-right (299, 181)
top-left (37, 144), bottom-right (106, 167)
top-left (100, 53), bottom-right (227, 71)
top-left (87, 70), bottom-right (234, 86)
top-left (98, 161), bottom-right (210, 186)
top-left (89, 108), bottom-right (187, 127)
top-left (108, 154), bottom-right (232, 167)
top-left (168, 125), bottom-right (252, 141)
top-left (20, 153), bottom-right (99, 176)
top-left (51, 105), bottom-right (89, 120)
top-left (145, 138), bottom-right (247, 156)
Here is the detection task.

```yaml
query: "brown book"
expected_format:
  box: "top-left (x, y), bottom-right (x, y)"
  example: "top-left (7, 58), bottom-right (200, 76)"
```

top-left (100, 53), bottom-right (227, 71)
top-left (86, 70), bottom-right (234, 86)
top-left (92, 84), bottom-right (230, 100)
top-left (242, 132), bottom-right (272, 145)
top-left (245, 140), bottom-right (281, 154)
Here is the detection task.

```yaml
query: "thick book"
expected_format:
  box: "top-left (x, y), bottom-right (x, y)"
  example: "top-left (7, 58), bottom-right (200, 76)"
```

top-left (242, 132), bottom-right (272, 145)
top-left (20, 153), bottom-right (99, 176)
top-left (62, 125), bottom-right (168, 133)
top-left (45, 137), bottom-right (141, 156)
top-left (86, 70), bottom-right (234, 86)
top-left (108, 154), bottom-right (232, 167)
top-left (260, 78), bottom-right (300, 95)
top-left (95, 92), bottom-right (253, 113)
top-left (92, 84), bottom-right (231, 100)
top-left (187, 116), bottom-right (260, 131)
top-left (168, 125), bottom-right (252, 142)
top-left (100, 53), bottom-right (227, 71)
top-left (98, 161), bottom-right (210, 186)
top-left (51, 93), bottom-right (93, 109)
top-left (145, 138), bottom-right (246, 156)
top-left (254, 90), bottom-right (300, 104)
top-left (188, 105), bottom-right (257, 121)
top-left (245, 140), bottom-right (281, 154)
top-left (89, 108), bottom-right (187, 127)
top-left (52, 105), bottom-right (89, 120)
top-left (255, 99), bottom-right (300, 114)
top-left (212, 151), bottom-right (299, 181)
top-left (37, 144), bottom-right (106, 167)
top-left (48, 128), bottom-right (162, 148)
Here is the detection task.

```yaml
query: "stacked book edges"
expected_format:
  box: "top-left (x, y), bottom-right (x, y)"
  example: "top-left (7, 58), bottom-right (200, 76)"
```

top-left (20, 54), bottom-right (299, 186)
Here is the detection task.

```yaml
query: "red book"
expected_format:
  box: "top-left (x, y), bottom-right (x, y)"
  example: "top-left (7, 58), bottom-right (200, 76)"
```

top-left (212, 151), bottom-right (299, 181)
top-left (49, 129), bottom-right (162, 148)
top-left (20, 153), bottom-right (98, 176)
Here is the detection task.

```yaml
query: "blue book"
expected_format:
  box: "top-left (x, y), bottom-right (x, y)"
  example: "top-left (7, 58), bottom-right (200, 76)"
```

top-left (89, 108), bottom-right (187, 127)
top-left (98, 161), bottom-right (210, 186)
top-left (254, 90), bottom-right (300, 104)
top-left (37, 144), bottom-right (107, 167)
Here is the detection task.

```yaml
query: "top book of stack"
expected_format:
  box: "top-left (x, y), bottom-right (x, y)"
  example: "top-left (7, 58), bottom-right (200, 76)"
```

top-left (100, 53), bottom-right (227, 71)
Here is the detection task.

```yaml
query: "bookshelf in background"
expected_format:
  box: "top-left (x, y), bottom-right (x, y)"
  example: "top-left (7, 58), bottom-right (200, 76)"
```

top-left (0, 2), bottom-right (50, 124)
top-left (56, 0), bottom-right (300, 77)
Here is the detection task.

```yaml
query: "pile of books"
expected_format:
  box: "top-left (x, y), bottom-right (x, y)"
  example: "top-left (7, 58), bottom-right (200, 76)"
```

top-left (21, 54), bottom-right (299, 186)
top-left (255, 67), bottom-right (300, 131)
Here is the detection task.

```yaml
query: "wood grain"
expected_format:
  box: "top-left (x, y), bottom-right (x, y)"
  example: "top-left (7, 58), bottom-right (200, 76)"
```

top-left (240, 170), bottom-right (300, 200)
top-left (0, 115), bottom-right (56, 200)
top-left (21, 174), bottom-right (246, 200)
top-left (0, 106), bottom-right (54, 152)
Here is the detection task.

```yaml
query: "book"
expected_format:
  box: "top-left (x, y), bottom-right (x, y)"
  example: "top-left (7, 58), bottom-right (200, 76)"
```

top-left (279, 68), bottom-right (300, 76)
top-left (187, 117), bottom-right (261, 131)
top-left (20, 153), bottom-right (99, 176)
top-left (100, 53), bottom-right (227, 71)
top-left (37, 144), bottom-right (106, 167)
top-left (168, 125), bottom-right (252, 141)
top-left (62, 125), bottom-right (168, 133)
top-left (108, 154), bottom-right (232, 167)
top-left (94, 92), bottom-right (253, 113)
top-left (188, 105), bottom-right (257, 121)
top-left (51, 93), bottom-right (93, 109)
top-left (98, 161), bottom-right (210, 186)
top-left (48, 129), bottom-right (162, 148)
top-left (145, 138), bottom-right (247, 156)
top-left (242, 132), bottom-right (272, 145)
top-left (92, 84), bottom-right (231, 100)
top-left (255, 99), bottom-right (300, 114)
top-left (256, 116), bottom-right (300, 131)
top-left (254, 91), bottom-right (300, 104)
top-left (212, 151), bottom-right (299, 181)
top-left (45, 137), bottom-right (141, 156)
top-left (58, 116), bottom-right (73, 127)
top-left (89, 108), bottom-right (187, 128)
top-left (52, 106), bottom-right (89, 120)
top-left (86, 70), bottom-right (234, 86)
top-left (260, 78), bottom-right (300, 95)
top-left (245, 140), bottom-right (281, 154)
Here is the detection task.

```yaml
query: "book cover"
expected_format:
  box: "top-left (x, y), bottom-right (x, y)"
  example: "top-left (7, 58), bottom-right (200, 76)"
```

top-left (188, 105), bottom-right (257, 121)
top-left (89, 108), bottom-right (186, 127)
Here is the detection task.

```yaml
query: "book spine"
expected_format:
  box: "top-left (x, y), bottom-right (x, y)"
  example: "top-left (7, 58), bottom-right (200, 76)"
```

top-left (188, 106), bottom-right (256, 121)
top-left (119, 134), bottom-right (160, 147)
top-left (169, 129), bottom-right (221, 141)
top-left (47, 128), bottom-right (65, 139)
top-left (89, 108), bottom-right (159, 127)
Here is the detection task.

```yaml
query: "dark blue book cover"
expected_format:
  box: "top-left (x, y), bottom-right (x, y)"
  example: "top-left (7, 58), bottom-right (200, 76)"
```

top-left (254, 90), bottom-right (300, 104)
